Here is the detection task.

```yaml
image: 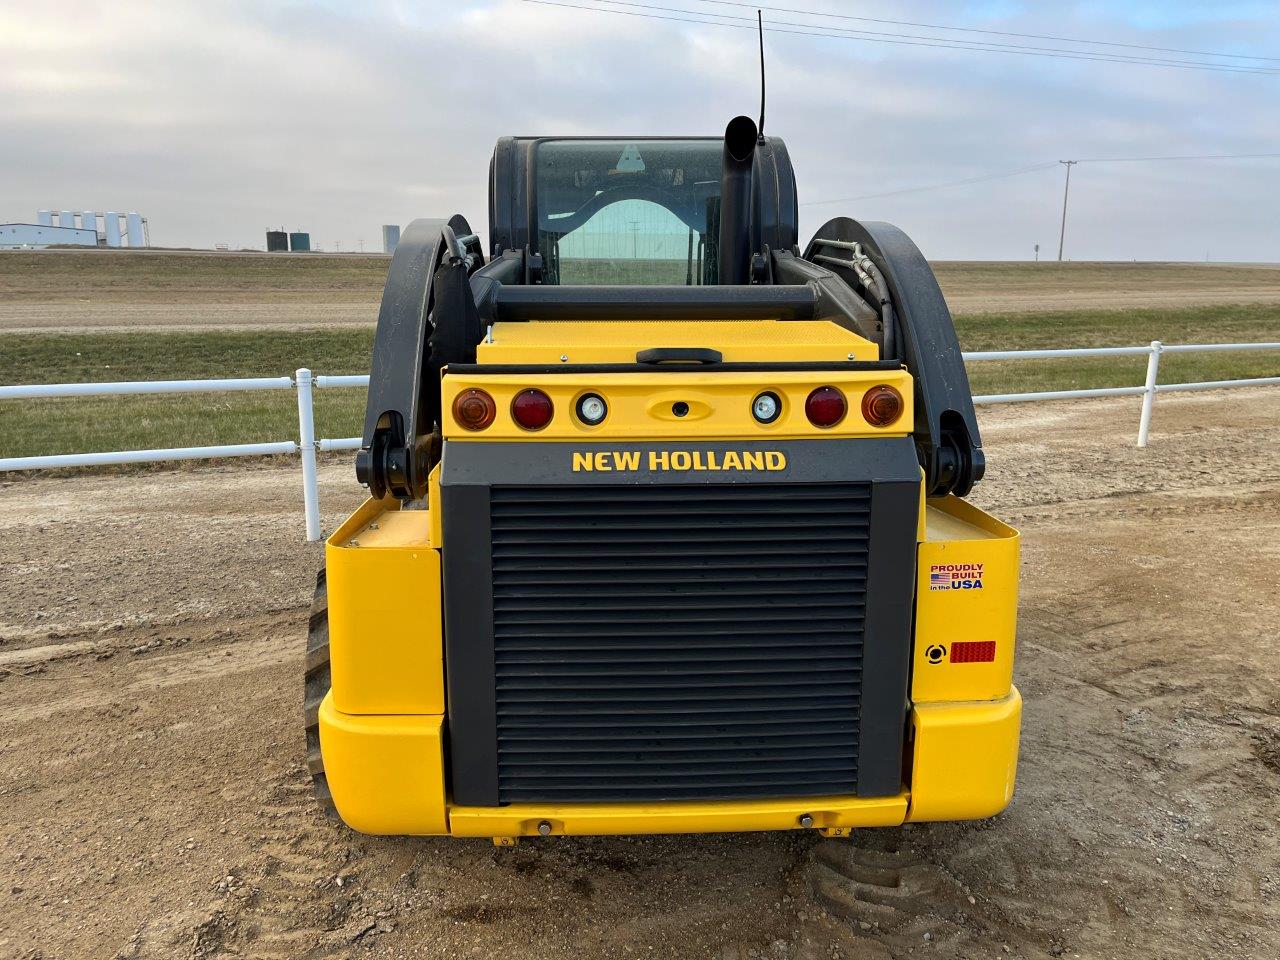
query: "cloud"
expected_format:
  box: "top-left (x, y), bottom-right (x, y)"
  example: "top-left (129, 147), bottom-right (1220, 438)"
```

top-left (1, 0), bottom-right (1276, 260)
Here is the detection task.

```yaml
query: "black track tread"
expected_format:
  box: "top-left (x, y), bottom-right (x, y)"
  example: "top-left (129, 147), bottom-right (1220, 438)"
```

top-left (305, 567), bottom-right (339, 820)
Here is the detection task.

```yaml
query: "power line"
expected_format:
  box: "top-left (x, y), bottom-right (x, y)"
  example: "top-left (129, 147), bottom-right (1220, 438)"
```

top-left (1074, 152), bottom-right (1280, 162)
top-left (519, 0), bottom-right (1280, 75)
top-left (590, 0), bottom-right (1276, 72)
top-left (679, 0), bottom-right (1280, 64)
top-left (800, 162), bottom-right (1059, 206)
top-left (802, 153), bottom-right (1280, 206)
top-left (594, 0), bottom-right (1277, 72)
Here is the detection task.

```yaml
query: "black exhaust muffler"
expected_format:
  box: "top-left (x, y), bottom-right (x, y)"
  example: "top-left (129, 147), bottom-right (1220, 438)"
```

top-left (717, 115), bottom-right (757, 285)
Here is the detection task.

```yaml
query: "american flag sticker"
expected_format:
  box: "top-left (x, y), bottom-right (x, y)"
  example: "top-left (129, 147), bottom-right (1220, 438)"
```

top-left (929, 563), bottom-right (985, 591)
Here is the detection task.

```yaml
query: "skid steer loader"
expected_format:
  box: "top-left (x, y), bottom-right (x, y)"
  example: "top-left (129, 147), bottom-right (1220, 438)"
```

top-left (305, 116), bottom-right (1021, 843)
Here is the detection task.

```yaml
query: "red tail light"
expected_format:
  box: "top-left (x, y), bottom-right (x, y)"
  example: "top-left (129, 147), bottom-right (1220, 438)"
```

top-left (862, 385), bottom-right (904, 427)
top-left (805, 386), bottom-right (846, 428)
top-left (511, 389), bottom-right (554, 430)
top-left (453, 388), bottom-right (496, 431)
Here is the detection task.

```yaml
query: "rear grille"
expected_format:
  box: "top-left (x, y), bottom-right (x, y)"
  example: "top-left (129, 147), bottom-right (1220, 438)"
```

top-left (488, 483), bottom-right (870, 803)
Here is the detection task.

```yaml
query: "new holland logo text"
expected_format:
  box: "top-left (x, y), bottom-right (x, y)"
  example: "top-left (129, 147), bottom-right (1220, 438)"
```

top-left (571, 450), bottom-right (788, 472)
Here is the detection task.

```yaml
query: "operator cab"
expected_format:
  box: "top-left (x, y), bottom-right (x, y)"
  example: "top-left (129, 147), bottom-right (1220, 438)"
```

top-left (489, 126), bottom-right (798, 286)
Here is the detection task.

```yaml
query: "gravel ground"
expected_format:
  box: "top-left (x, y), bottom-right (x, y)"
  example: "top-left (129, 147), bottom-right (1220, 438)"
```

top-left (0, 388), bottom-right (1277, 960)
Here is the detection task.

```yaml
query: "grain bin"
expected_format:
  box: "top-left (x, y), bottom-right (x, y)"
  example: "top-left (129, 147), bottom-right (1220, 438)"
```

top-left (382, 224), bottom-right (401, 254)
top-left (126, 213), bottom-right (145, 247)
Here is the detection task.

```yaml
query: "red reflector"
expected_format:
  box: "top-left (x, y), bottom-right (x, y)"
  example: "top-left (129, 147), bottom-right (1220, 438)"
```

top-left (950, 641), bottom-right (996, 664)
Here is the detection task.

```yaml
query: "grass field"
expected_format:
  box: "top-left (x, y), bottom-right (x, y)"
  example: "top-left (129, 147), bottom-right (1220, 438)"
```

top-left (0, 250), bottom-right (388, 303)
top-left (0, 330), bottom-right (375, 459)
top-left (1, 302), bottom-right (1276, 461)
top-left (4, 252), bottom-right (1280, 333)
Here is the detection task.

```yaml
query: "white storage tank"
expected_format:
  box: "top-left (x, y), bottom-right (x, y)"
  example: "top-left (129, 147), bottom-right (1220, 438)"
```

top-left (81, 211), bottom-right (98, 240)
top-left (125, 212), bottom-right (144, 247)
top-left (104, 212), bottom-right (121, 247)
top-left (59, 210), bottom-right (76, 228)
top-left (37, 210), bottom-right (53, 226)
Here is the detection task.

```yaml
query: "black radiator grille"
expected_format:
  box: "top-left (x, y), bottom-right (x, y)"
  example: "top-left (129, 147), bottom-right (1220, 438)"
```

top-left (488, 483), bottom-right (870, 803)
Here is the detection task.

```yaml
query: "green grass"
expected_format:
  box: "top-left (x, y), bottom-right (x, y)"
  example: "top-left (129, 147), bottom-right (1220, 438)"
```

top-left (0, 330), bottom-right (374, 461)
top-left (955, 303), bottom-right (1280, 395)
top-left (0, 329), bottom-right (374, 384)
top-left (0, 304), bottom-right (1276, 463)
top-left (954, 302), bottom-right (1280, 351)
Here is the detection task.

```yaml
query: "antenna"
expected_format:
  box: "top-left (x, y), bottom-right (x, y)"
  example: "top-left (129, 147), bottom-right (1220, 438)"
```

top-left (756, 10), bottom-right (766, 141)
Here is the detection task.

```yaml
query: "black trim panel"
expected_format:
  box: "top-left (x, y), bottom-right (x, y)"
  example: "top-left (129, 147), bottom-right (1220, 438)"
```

top-left (440, 438), bottom-right (920, 806)
top-left (490, 284), bottom-right (818, 321)
top-left (441, 485), bottom-right (498, 806)
top-left (858, 479), bottom-right (919, 796)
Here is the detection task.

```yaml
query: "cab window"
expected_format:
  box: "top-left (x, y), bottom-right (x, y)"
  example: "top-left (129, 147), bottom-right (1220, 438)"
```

top-left (535, 139), bottom-right (722, 285)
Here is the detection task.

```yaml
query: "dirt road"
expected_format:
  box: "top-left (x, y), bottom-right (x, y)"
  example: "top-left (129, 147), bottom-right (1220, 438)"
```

top-left (1, 389), bottom-right (1277, 959)
top-left (932, 261), bottom-right (1280, 315)
top-left (4, 254), bottom-right (1280, 333)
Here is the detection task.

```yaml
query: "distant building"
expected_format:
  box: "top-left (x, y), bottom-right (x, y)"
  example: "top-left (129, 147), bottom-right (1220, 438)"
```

top-left (1, 223), bottom-right (98, 249)
top-left (29, 210), bottom-right (146, 247)
top-left (266, 230), bottom-right (288, 252)
top-left (289, 231), bottom-right (311, 252)
top-left (382, 224), bottom-right (400, 254)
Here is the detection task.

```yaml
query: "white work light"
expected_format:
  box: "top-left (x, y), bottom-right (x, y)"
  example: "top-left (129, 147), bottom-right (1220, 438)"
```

top-left (752, 391), bottom-right (781, 424)
top-left (576, 393), bottom-right (608, 425)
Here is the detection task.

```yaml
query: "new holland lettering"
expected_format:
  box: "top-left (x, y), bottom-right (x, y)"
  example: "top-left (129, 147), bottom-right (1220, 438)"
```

top-left (570, 451), bottom-right (642, 472)
top-left (571, 449), bottom-right (787, 472)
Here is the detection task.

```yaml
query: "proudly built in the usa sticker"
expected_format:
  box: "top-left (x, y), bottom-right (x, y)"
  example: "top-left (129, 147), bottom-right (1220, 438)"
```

top-left (929, 563), bottom-right (985, 591)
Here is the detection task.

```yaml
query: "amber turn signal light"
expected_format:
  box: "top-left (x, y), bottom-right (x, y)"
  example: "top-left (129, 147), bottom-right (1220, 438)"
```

top-left (453, 388), bottom-right (496, 431)
top-left (861, 384), bottom-right (904, 427)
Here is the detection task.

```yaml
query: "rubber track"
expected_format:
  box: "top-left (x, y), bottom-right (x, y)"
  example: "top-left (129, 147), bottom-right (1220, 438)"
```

top-left (304, 567), bottom-right (339, 819)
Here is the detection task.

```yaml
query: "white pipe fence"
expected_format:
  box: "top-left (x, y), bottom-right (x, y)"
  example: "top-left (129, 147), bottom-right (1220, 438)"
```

top-left (0, 342), bottom-right (1276, 541)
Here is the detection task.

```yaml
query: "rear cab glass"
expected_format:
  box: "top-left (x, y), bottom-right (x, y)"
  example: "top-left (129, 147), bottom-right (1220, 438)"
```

top-left (534, 139), bottom-right (722, 286)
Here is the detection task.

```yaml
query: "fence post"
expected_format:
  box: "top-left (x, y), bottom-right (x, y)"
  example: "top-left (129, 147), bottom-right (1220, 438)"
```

top-left (296, 368), bottom-right (322, 541)
top-left (1137, 340), bottom-right (1162, 448)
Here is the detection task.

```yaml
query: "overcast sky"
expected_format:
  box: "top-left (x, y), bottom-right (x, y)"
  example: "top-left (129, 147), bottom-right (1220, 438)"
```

top-left (2, 1), bottom-right (1277, 260)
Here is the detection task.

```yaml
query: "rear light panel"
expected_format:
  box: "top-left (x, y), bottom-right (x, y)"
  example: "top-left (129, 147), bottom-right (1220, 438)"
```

top-left (444, 374), bottom-right (911, 436)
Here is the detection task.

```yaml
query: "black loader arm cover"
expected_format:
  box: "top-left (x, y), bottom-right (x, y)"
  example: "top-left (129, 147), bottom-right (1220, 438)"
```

top-left (805, 218), bottom-right (985, 497)
top-left (355, 218), bottom-right (449, 502)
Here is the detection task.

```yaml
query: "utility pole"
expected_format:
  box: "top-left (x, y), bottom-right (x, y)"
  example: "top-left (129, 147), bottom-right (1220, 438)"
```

top-left (1057, 160), bottom-right (1077, 262)
top-left (1034, 243), bottom-right (1040, 263)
